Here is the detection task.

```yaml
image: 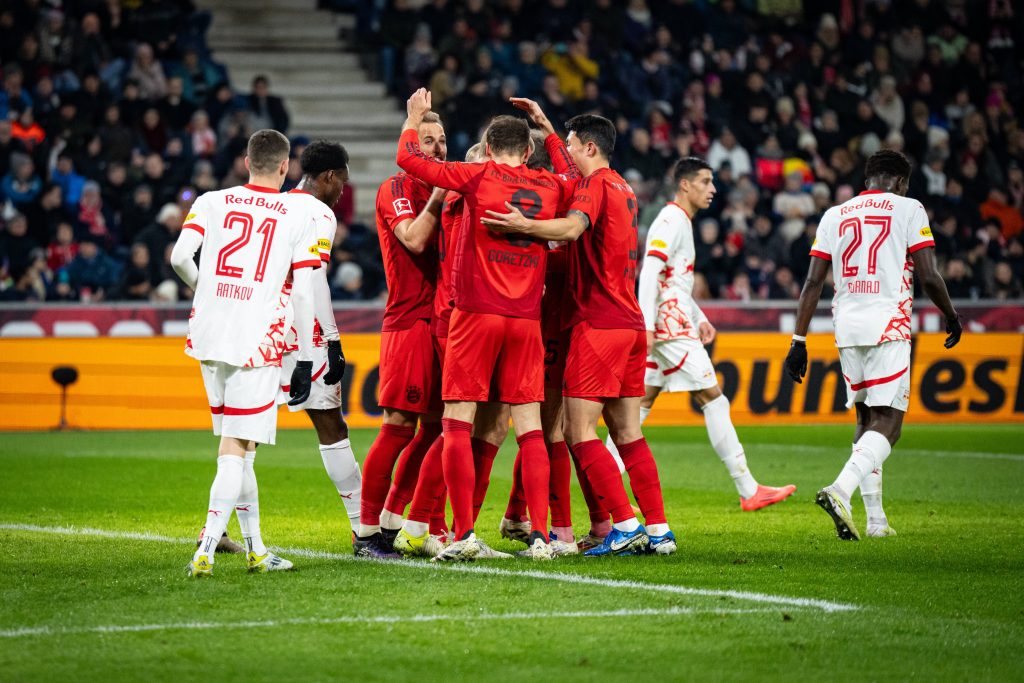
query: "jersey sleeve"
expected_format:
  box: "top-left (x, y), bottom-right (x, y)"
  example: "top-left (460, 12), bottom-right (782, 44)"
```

top-left (396, 128), bottom-right (483, 193)
top-left (809, 211), bottom-right (834, 261)
top-left (316, 211), bottom-right (337, 264)
top-left (292, 208), bottom-right (322, 270)
top-left (644, 209), bottom-right (682, 263)
top-left (545, 133), bottom-right (581, 180)
top-left (181, 194), bottom-right (209, 237)
top-left (567, 176), bottom-right (605, 230)
top-left (906, 201), bottom-right (935, 253)
top-left (378, 175), bottom-right (421, 232)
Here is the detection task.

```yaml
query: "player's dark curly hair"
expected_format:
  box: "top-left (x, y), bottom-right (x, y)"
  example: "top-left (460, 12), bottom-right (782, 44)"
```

top-left (565, 114), bottom-right (616, 158)
top-left (672, 156), bottom-right (712, 184)
top-left (484, 115), bottom-right (531, 157)
top-left (864, 149), bottom-right (911, 182)
top-left (300, 140), bottom-right (349, 177)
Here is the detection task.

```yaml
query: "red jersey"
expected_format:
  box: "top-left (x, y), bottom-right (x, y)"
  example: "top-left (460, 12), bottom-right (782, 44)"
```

top-left (432, 190), bottom-right (464, 338)
top-left (397, 129), bottom-right (577, 319)
top-left (562, 168), bottom-right (645, 330)
top-left (375, 172), bottom-right (437, 331)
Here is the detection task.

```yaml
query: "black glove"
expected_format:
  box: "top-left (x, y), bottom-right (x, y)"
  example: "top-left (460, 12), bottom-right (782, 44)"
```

top-left (784, 339), bottom-right (808, 384)
top-left (323, 339), bottom-right (346, 385)
top-left (944, 314), bottom-right (963, 349)
top-left (288, 360), bottom-right (313, 406)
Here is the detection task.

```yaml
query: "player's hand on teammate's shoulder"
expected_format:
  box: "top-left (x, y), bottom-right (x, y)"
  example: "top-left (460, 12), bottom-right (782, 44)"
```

top-left (323, 340), bottom-right (346, 385)
top-left (698, 321), bottom-right (716, 345)
top-left (482, 201), bottom-right (529, 232)
top-left (288, 360), bottom-right (313, 406)
top-left (784, 338), bottom-right (808, 383)
top-left (944, 314), bottom-right (963, 349)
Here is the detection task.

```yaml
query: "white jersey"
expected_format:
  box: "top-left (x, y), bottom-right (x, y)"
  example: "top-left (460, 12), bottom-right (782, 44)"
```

top-left (641, 202), bottom-right (707, 341)
top-left (811, 190), bottom-right (935, 348)
top-left (183, 184), bottom-right (322, 367)
top-left (283, 188), bottom-right (338, 350)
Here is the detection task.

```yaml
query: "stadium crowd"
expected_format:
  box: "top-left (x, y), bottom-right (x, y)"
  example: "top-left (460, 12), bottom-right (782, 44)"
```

top-left (1, 0), bottom-right (1023, 304)
top-left (370, 0), bottom-right (1024, 301)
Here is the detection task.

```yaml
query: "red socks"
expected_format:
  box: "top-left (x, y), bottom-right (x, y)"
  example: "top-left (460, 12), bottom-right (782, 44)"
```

top-left (441, 418), bottom-right (474, 539)
top-left (430, 491), bottom-right (448, 537)
top-left (571, 439), bottom-right (634, 523)
top-left (384, 421), bottom-right (442, 516)
top-left (548, 441), bottom-right (572, 528)
top-left (570, 446), bottom-right (609, 527)
top-left (618, 438), bottom-right (667, 525)
top-left (517, 430), bottom-right (550, 541)
top-left (504, 450), bottom-right (527, 521)
top-left (406, 434), bottom-right (446, 524)
top-left (471, 438), bottom-right (499, 523)
top-left (359, 423), bottom-right (415, 526)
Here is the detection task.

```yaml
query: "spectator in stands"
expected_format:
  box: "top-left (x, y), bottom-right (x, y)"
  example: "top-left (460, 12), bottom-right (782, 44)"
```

top-left (0, 213), bottom-right (36, 277)
top-left (945, 257), bottom-right (976, 299)
top-left (773, 172), bottom-right (815, 241)
top-left (76, 181), bottom-right (112, 247)
top-left (50, 152), bottom-right (85, 212)
top-left (46, 221), bottom-right (77, 272)
top-left (135, 203), bottom-right (182, 283)
top-left (2, 154), bottom-right (42, 210)
top-left (117, 242), bottom-right (155, 301)
top-left (0, 65), bottom-right (33, 119)
top-left (160, 77), bottom-right (197, 133)
top-left (541, 35), bottom-right (598, 102)
top-left (707, 127), bottom-right (751, 177)
top-left (172, 48), bottom-right (223, 104)
top-left (121, 185), bottom-right (156, 246)
top-left (23, 182), bottom-right (65, 246)
top-left (247, 75), bottom-right (289, 134)
top-left (0, 120), bottom-right (25, 179)
top-left (991, 261), bottom-right (1021, 299)
top-left (66, 236), bottom-right (120, 301)
top-left (980, 187), bottom-right (1023, 240)
top-left (189, 110), bottom-right (217, 159)
top-left (510, 41), bottom-right (546, 100)
top-left (127, 43), bottom-right (167, 100)
top-left (405, 24), bottom-right (437, 92)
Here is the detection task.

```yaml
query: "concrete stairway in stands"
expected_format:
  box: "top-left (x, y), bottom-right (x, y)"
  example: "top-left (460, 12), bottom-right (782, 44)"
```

top-left (197, 0), bottom-right (403, 220)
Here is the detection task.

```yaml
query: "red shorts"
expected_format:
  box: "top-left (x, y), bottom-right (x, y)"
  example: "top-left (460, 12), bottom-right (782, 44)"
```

top-left (541, 303), bottom-right (567, 391)
top-left (563, 321), bottom-right (646, 400)
top-left (433, 334), bottom-right (447, 367)
top-left (379, 320), bottom-right (442, 413)
top-left (443, 309), bottom-right (543, 404)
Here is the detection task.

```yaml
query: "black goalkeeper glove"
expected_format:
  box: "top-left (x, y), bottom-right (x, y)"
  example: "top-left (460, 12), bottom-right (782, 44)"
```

top-left (784, 339), bottom-right (808, 384)
top-left (323, 339), bottom-right (346, 385)
top-left (944, 314), bottom-right (963, 349)
top-left (288, 360), bottom-right (313, 406)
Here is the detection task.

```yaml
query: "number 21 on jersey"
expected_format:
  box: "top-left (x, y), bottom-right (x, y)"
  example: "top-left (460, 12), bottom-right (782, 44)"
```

top-left (215, 211), bottom-right (277, 282)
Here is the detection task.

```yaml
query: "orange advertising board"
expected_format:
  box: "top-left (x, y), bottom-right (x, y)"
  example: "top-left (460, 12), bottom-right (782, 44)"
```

top-left (0, 333), bottom-right (1020, 431)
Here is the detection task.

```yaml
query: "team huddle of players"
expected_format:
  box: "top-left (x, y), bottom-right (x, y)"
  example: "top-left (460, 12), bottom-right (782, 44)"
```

top-left (175, 88), bottom-right (963, 575)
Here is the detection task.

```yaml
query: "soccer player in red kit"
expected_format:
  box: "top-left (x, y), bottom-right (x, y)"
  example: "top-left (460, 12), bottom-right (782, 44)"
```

top-left (396, 88), bottom-right (578, 561)
top-left (355, 112), bottom-right (447, 558)
top-left (484, 101), bottom-right (675, 556)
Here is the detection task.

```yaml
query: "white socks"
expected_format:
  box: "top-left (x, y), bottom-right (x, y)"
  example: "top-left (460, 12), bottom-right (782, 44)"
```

top-left (605, 406), bottom-right (651, 473)
top-left (702, 395), bottom-right (758, 499)
top-left (647, 522), bottom-right (670, 537)
top-left (861, 465), bottom-right (887, 526)
top-left (194, 455), bottom-right (244, 563)
top-left (319, 439), bottom-right (362, 526)
top-left (833, 431), bottom-right (892, 505)
top-left (402, 519), bottom-right (429, 537)
top-left (235, 451), bottom-right (267, 556)
top-left (612, 517), bottom-right (640, 533)
top-left (380, 509), bottom-right (403, 531)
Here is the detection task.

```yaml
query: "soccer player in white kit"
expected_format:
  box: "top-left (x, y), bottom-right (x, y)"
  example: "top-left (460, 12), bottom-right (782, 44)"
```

top-left (785, 150), bottom-right (962, 540)
top-left (277, 140), bottom-right (364, 534)
top-left (171, 129), bottom-right (322, 576)
top-left (608, 157), bottom-right (797, 511)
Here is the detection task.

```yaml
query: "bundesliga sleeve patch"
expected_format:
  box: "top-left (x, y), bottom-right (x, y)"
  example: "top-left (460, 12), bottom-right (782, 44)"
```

top-left (392, 198), bottom-right (413, 217)
top-left (651, 239), bottom-right (668, 248)
top-left (308, 244), bottom-right (319, 255)
top-left (185, 212), bottom-right (197, 222)
top-left (920, 226), bottom-right (932, 237)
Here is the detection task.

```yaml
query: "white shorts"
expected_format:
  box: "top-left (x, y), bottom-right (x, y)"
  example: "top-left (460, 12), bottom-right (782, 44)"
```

top-left (838, 341), bottom-right (911, 412)
top-left (279, 346), bottom-right (341, 412)
top-left (644, 337), bottom-right (718, 393)
top-left (200, 361), bottom-right (282, 445)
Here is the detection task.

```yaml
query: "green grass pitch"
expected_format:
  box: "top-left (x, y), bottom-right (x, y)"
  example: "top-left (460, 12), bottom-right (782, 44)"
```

top-left (1, 424), bottom-right (1022, 681)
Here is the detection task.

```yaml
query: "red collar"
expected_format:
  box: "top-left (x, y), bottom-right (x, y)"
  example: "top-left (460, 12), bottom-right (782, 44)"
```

top-left (288, 188), bottom-right (311, 195)
top-left (858, 189), bottom-right (886, 196)
top-left (244, 183), bottom-right (279, 193)
top-left (668, 201), bottom-right (691, 219)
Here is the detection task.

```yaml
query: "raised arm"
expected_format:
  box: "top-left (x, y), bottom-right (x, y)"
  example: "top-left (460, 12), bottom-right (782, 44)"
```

top-left (396, 89), bottom-right (481, 193)
top-left (510, 97), bottom-right (582, 180)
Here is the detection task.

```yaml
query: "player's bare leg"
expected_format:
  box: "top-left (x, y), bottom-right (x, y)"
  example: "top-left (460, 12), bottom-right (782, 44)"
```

top-left (433, 401), bottom-right (482, 562)
top-left (354, 408), bottom-right (417, 558)
top-left (565, 397), bottom-right (650, 557)
top-left (508, 402), bottom-right (553, 560)
top-left (818, 405), bottom-right (903, 541)
top-left (305, 408), bottom-right (362, 533)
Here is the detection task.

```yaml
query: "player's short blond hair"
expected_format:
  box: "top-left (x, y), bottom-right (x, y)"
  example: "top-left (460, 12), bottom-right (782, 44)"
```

top-left (420, 112), bottom-right (442, 126)
top-left (246, 129), bottom-right (290, 174)
top-left (465, 142), bottom-right (485, 163)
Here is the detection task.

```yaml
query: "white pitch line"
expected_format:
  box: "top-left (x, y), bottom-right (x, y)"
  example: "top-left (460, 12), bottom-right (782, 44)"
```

top-left (746, 443), bottom-right (1024, 462)
top-left (0, 606), bottom-right (782, 639)
top-left (0, 523), bottom-right (859, 613)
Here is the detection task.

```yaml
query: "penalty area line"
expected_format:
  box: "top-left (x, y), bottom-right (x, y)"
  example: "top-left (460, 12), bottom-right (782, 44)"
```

top-left (0, 522), bottom-right (858, 614)
top-left (0, 606), bottom-right (783, 639)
